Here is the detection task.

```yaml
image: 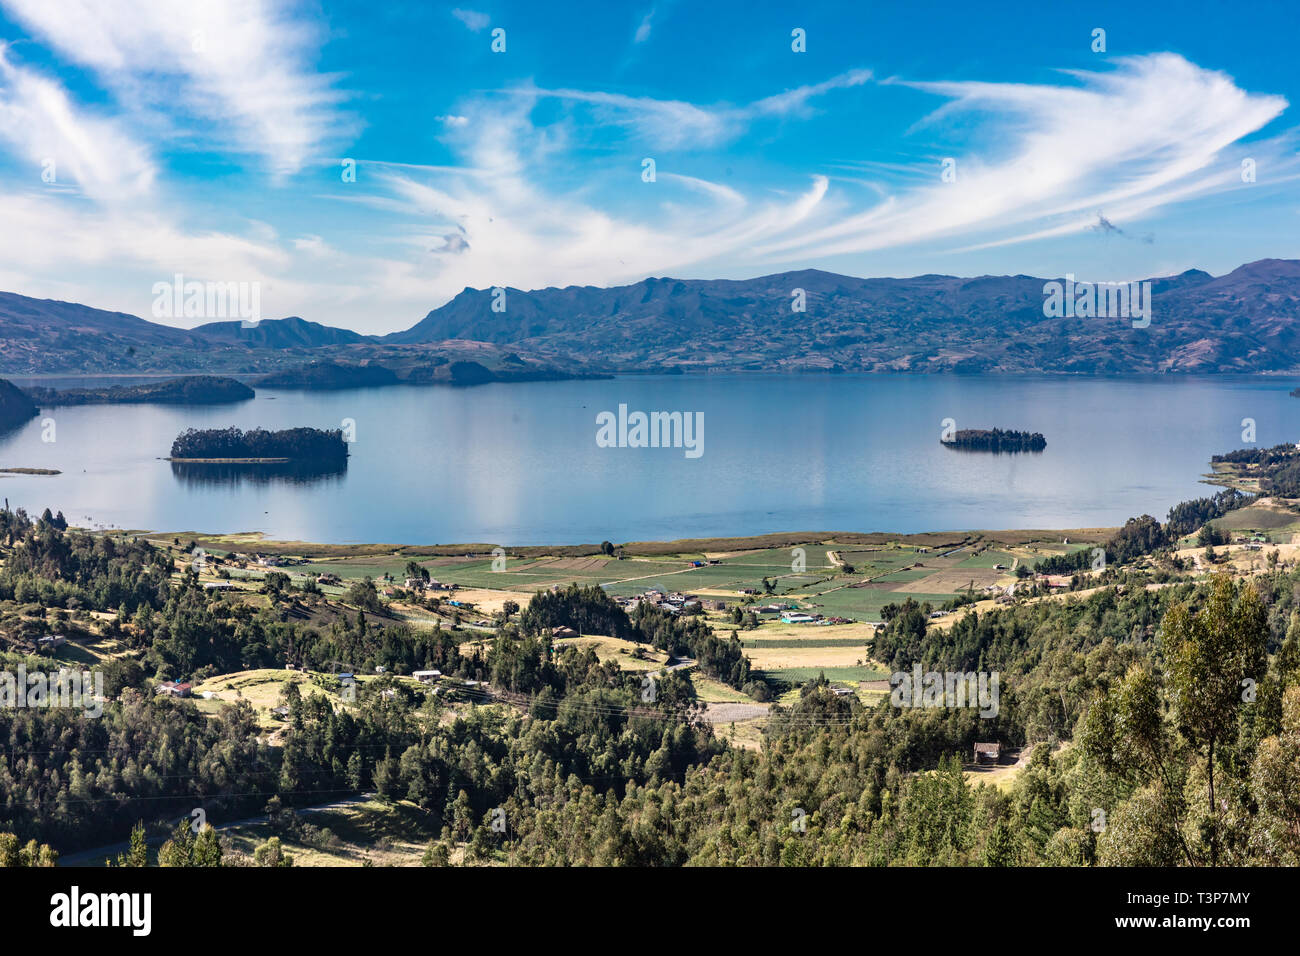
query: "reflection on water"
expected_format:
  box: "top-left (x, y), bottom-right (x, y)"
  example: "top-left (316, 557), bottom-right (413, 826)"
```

top-left (941, 446), bottom-right (1046, 455)
top-left (169, 459), bottom-right (347, 487)
top-left (0, 374), bottom-right (1293, 544)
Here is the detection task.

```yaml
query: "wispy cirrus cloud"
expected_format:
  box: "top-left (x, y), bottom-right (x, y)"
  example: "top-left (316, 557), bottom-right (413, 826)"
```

top-left (0, 0), bottom-right (352, 175)
top-left (634, 9), bottom-right (656, 44)
top-left (0, 44), bottom-right (155, 201)
top-left (511, 68), bottom-right (872, 149)
top-left (331, 91), bottom-right (829, 308)
top-left (347, 54), bottom-right (1292, 322)
top-left (0, 11), bottom-right (1292, 339)
top-left (756, 54), bottom-right (1291, 260)
top-left (0, 2), bottom-right (345, 319)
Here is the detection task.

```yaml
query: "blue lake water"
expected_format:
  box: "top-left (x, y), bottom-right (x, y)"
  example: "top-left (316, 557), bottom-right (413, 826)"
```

top-left (0, 374), bottom-right (1294, 545)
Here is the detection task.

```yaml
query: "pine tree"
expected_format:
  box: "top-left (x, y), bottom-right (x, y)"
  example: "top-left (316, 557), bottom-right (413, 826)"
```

top-left (115, 821), bottom-right (149, 867)
top-left (192, 825), bottom-right (223, 867)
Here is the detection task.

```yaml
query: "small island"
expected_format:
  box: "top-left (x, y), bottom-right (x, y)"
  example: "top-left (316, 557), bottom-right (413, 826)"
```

top-left (169, 426), bottom-right (349, 464)
top-left (24, 375), bottom-right (254, 406)
top-left (942, 427), bottom-right (1046, 453)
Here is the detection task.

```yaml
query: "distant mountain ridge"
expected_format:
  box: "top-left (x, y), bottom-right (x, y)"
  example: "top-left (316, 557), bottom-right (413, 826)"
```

top-left (4, 258), bottom-right (1300, 375)
top-left (386, 259), bottom-right (1300, 374)
top-left (192, 316), bottom-right (371, 348)
top-left (0, 292), bottom-right (354, 374)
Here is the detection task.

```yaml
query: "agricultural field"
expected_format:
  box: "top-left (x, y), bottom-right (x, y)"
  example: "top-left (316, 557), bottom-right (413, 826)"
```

top-left (761, 665), bottom-right (889, 685)
top-left (139, 529), bottom-right (1063, 726)
top-left (797, 587), bottom-right (957, 621)
top-left (1209, 500), bottom-right (1300, 535)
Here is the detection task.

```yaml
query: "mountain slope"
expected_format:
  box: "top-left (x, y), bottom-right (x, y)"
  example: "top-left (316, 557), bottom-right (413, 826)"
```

top-left (193, 316), bottom-right (370, 348)
top-left (6, 259), bottom-right (1300, 376)
top-left (0, 291), bottom-right (227, 373)
top-left (387, 259), bottom-right (1300, 374)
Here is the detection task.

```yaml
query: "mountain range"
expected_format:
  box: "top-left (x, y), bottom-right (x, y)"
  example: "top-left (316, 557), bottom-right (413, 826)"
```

top-left (4, 258), bottom-right (1300, 377)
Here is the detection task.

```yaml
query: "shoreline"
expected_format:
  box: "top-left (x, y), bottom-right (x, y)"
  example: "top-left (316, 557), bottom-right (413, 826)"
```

top-left (164, 457), bottom-right (293, 464)
top-left (131, 525), bottom-right (1119, 559)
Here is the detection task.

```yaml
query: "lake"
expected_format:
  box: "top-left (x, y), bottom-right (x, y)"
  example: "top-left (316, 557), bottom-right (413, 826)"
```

top-left (0, 374), bottom-right (1293, 545)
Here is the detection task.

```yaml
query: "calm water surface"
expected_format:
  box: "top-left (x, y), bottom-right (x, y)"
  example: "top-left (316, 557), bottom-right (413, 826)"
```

top-left (0, 374), bottom-right (1293, 545)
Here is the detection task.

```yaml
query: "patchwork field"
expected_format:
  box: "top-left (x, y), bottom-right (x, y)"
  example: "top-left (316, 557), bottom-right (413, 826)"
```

top-left (764, 665), bottom-right (889, 684)
top-left (797, 588), bottom-right (957, 620)
top-left (893, 568), bottom-right (1000, 593)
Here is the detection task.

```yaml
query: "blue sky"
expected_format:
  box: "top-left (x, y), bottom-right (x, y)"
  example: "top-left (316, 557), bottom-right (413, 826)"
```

top-left (0, 0), bottom-right (1298, 333)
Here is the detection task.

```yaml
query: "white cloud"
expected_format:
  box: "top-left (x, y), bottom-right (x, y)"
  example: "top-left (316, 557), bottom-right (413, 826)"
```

top-left (634, 10), bottom-right (655, 44)
top-left (337, 54), bottom-right (1293, 327)
top-left (0, 45), bottom-right (155, 201)
top-left (0, 45), bottom-right (1292, 335)
top-left (517, 68), bottom-right (872, 149)
top-left (451, 8), bottom-right (490, 32)
top-left (0, 0), bottom-right (351, 175)
top-left (754, 54), bottom-right (1290, 260)
top-left (343, 95), bottom-right (830, 309)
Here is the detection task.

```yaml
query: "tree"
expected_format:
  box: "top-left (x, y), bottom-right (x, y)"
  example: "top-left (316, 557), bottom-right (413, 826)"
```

top-left (600, 541), bottom-right (614, 556)
top-left (157, 821), bottom-right (194, 867)
top-left (115, 821), bottom-right (149, 867)
top-left (422, 840), bottom-right (451, 867)
top-left (404, 560), bottom-right (429, 582)
top-left (1257, 612), bottom-right (1300, 738)
top-left (983, 819), bottom-right (1018, 866)
top-left (192, 825), bottom-right (223, 867)
top-left (264, 795), bottom-right (284, 827)
top-left (1161, 574), bottom-right (1268, 865)
top-left (374, 748), bottom-right (401, 803)
top-left (264, 571), bottom-right (291, 595)
top-left (254, 837), bottom-right (294, 867)
top-left (0, 834), bottom-right (56, 867)
top-left (345, 577), bottom-right (383, 612)
top-left (1250, 686), bottom-right (1300, 864)
top-left (1081, 664), bottom-right (1196, 866)
top-left (0, 834), bottom-right (18, 867)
